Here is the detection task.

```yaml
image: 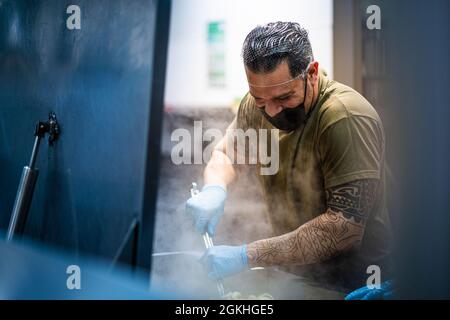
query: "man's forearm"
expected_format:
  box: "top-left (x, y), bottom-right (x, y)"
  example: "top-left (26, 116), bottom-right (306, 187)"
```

top-left (246, 209), bottom-right (364, 268)
top-left (247, 179), bottom-right (377, 268)
top-left (204, 149), bottom-right (237, 188)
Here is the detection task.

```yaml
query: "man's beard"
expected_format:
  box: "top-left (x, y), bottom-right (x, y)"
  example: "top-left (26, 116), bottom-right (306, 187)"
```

top-left (259, 103), bottom-right (306, 132)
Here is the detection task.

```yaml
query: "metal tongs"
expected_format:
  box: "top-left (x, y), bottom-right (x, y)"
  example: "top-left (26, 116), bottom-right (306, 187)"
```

top-left (191, 182), bottom-right (226, 297)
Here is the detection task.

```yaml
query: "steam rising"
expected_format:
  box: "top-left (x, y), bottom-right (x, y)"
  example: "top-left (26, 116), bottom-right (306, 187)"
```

top-left (151, 107), bottom-right (272, 298)
top-left (150, 107), bottom-right (344, 299)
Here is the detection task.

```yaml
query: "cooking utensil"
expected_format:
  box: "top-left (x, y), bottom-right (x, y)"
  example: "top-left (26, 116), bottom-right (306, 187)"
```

top-left (152, 251), bottom-right (202, 258)
top-left (191, 182), bottom-right (226, 297)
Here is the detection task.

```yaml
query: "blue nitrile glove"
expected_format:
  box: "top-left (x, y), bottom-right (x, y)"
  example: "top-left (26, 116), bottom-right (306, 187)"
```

top-left (200, 245), bottom-right (248, 280)
top-left (345, 280), bottom-right (394, 300)
top-left (185, 184), bottom-right (227, 236)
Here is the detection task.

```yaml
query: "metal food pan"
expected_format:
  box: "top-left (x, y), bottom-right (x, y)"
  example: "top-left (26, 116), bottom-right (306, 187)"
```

top-left (150, 253), bottom-right (345, 299)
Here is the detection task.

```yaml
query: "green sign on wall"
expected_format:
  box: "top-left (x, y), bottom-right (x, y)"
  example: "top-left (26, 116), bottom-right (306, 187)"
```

top-left (207, 21), bottom-right (226, 88)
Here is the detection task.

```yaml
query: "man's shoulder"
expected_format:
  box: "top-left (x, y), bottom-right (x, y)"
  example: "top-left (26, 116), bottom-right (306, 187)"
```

top-left (317, 80), bottom-right (381, 134)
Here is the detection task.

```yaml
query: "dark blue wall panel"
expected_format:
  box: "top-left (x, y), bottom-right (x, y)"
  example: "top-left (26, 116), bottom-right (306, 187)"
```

top-left (379, 0), bottom-right (450, 298)
top-left (0, 0), bottom-right (168, 267)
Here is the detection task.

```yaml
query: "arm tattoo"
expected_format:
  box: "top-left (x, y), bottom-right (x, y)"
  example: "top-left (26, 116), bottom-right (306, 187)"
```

top-left (246, 179), bottom-right (378, 268)
top-left (326, 179), bottom-right (378, 223)
top-left (247, 209), bottom-right (364, 267)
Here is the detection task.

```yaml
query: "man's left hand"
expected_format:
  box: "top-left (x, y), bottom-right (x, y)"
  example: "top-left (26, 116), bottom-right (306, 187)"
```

top-left (200, 245), bottom-right (248, 279)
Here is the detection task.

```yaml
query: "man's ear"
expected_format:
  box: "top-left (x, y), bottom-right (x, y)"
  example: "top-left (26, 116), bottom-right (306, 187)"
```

top-left (308, 61), bottom-right (319, 82)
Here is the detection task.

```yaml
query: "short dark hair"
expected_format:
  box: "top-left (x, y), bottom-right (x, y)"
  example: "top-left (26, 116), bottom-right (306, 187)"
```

top-left (242, 22), bottom-right (314, 78)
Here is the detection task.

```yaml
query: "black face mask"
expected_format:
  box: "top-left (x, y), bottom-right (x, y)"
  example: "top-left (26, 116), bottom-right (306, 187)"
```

top-left (259, 77), bottom-right (308, 132)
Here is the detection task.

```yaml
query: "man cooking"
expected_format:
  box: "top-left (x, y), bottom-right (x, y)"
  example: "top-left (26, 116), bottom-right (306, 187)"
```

top-left (186, 21), bottom-right (392, 292)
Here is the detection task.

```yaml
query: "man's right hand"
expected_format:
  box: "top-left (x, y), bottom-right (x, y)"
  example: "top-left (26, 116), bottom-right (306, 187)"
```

top-left (185, 184), bottom-right (227, 236)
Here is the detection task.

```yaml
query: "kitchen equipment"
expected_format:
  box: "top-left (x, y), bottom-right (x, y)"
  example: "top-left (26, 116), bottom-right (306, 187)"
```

top-left (150, 252), bottom-right (345, 299)
top-left (6, 113), bottom-right (60, 242)
top-left (152, 251), bottom-right (202, 258)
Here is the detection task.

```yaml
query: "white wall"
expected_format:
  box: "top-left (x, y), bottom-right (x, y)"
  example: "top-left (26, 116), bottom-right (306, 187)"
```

top-left (164, 0), bottom-right (333, 108)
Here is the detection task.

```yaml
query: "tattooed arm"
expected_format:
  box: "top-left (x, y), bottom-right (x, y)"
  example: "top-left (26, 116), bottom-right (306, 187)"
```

top-left (246, 179), bottom-right (378, 267)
